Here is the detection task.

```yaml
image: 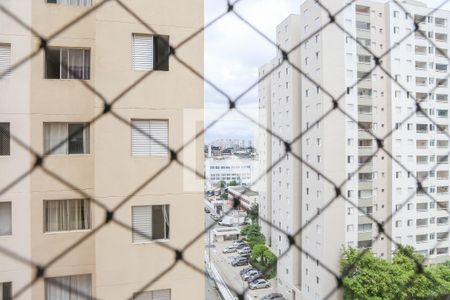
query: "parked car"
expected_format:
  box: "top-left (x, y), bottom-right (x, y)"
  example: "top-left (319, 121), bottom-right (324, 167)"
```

top-left (210, 214), bottom-right (220, 221)
top-left (232, 240), bottom-right (246, 247)
top-left (261, 293), bottom-right (286, 300)
top-left (245, 272), bottom-right (264, 283)
top-left (249, 278), bottom-right (271, 290)
top-left (231, 256), bottom-right (248, 267)
top-left (236, 243), bottom-right (249, 249)
top-left (242, 270), bottom-right (261, 281)
top-left (222, 246), bottom-right (237, 254)
top-left (238, 247), bottom-right (251, 255)
top-left (240, 267), bottom-right (256, 277)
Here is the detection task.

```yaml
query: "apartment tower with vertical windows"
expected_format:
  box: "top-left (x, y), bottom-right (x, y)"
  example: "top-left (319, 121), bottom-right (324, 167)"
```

top-left (258, 0), bottom-right (450, 299)
top-left (0, 0), bottom-right (204, 299)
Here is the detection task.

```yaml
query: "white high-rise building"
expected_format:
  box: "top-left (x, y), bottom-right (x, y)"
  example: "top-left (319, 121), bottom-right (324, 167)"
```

top-left (258, 1), bottom-right (450, 299)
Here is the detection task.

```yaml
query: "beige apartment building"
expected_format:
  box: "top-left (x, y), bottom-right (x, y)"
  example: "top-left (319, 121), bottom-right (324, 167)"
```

top-left (259, 0), bottom-right (450, 299)
top-left (0, 0), bottom-right (204, 299)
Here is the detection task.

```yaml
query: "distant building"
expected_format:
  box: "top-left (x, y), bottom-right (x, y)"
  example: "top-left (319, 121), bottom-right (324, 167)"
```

top-left (204, 156), bottom-right (257, 185)
top-left (227, 186), bottom-right (259, 211)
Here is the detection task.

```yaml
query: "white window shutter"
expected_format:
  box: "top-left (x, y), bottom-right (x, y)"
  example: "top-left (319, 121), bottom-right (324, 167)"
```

top-left (132, 206), bottom-right (152, 243)
top-left (133, 35), bottom-right (154, 70)
top-left (153, 289), bottom-right (171, 300)
top-left (149, 120), bottom-right (169, 156)
top-left (134, 291), bottom-right (153, 300)
top-left (134, 289), bottom-right (170, 300)
top-left (0, 44), bottom-right (11, 78)
top-left (132, 120), bottom-right (151, 155)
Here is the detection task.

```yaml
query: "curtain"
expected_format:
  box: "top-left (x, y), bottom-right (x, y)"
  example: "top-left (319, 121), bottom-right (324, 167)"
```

top-left (46, 274), bottom-right (91, 300)
top-left (0, 202), bottom-right (11, 236)
top-left (44, 123), bottom-right (68, 155)
top-left (70, 274), bottom-right (92, 300)
top-left (46, 276), bottom-right (71, 300)
top-left (45, 199), bottom-right (90, 232)
top-left (163, 205), bottom-right (170, 239)
top-left (68, 49), bottom-right (84, 79)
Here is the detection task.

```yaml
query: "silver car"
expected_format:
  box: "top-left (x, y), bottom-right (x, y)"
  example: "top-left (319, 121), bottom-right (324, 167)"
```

top-left (249, 278), bottom-right (270, 290)
top-left (238, 247), bottom-right (251, 255)
top-left (222, 246), bottom-right (237, 254)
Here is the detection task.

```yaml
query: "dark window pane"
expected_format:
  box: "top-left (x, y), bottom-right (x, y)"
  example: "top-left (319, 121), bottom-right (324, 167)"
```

top-left (83, 49), bottom-right (90, 80)
top-left (45, 48), bottom-right (61, 79)
top-left (46, 0), bottom-right (57, 3)
top-left (60, 48), bottom-right (69, 79)
top-left (154, 35), bottom-right (170, 71)
top-left (0, 123), bottom-right (10, 155)
top-left (2, 282), bottom-right (12, 300)
top-left (68, 123), bottom-right (87, 154)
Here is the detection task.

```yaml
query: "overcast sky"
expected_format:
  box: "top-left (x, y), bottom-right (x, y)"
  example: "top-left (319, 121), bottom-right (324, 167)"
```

top-left (203, 0), bottom-right (449, 144)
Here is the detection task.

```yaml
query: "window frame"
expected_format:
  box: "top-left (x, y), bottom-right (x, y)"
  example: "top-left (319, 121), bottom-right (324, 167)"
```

top-left (44, 47), bottom-right (91, 80)
top-left (0, 122), bottom-right (10, 156)
top-left (132, 34), bottom-right (170, 72)
top-left (130, 119), bottom-right (169, 157)
top-left (43, 198), bottom-right (91, 233)
top-left (0, 201), bottom-right (12, 237)
top-left (43, 122), bottom-right (90, 156)
top-left (131, 204), bottom-right (170, 244)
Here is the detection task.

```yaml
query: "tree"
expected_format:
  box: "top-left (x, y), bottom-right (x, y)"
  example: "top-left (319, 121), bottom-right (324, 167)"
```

top-left (221, 193), bottom-right (228, 200)
top-left (219, 181), bottom-right (226, 188)
top-left (240, 224), bottom-right (265, 249)
top-left (251, 244), bottom-right (268, 262)
top-left (341, 246), bottom-right (450, 300)
top-left (228, 180), bottom-right (238, 186)
top-left (247, 203), bottom-right (259, 224)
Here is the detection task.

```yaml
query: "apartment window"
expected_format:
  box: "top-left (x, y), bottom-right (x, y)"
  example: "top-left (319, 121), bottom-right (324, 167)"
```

top-left (134, 289), bottom-right (171, 300)
top-left (0, 202), bottom-right (12, 236)
top-left (45, 47), bottom-right (90, 80)
top-left (44, 199), bottom-right (90, 232)
top-left (0, 44), bottom-right (11, 78)
top-left (416, 234), bottom-right (428, 243)
top-left (358, 223), bottom-right (372, 232)
top-left (46, 0), bottom-right (91, 6)
top-left (0, 123), bottom-right (10, 155)
top-left (132, 205), bottom-right (170, 242)
top-left (0, 282), bottom-right (12, 300)
top-left (132, 34), bottom-right (170, 71)
top-left (131, 120), bottom-right (169, 156)
top-left (44, 123), bottom-right (90, 155)
top-left (45, 274), bottom-right (91, 300)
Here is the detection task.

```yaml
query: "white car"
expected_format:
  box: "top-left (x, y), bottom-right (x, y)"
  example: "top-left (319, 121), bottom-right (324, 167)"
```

top-left (238, 247), bottom-right (251, 255)
top-left (242, 270), bottom-right (260, 281)
top-left (249, 279), bottom-right (271, 290)
top-left (222, 246), bottom-right (237, 254)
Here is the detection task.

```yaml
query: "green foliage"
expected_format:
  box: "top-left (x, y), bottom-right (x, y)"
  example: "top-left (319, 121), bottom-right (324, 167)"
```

top-left (228, 180), bottom-right (238, 186)
top-left (221, 193), bottom-right (228, 200)
top-left (240, 224), bottom-right (265, 248)
top-left (341, 246), bottom-right (450, 300)
top-left (247, 203), bottom-right (259, 224)
top-left (219, 181), bottom-right (226, 188)
top-left (249, 244), bottom-right (277, 279)
top-left (241, 224), bottom-right (260, 236)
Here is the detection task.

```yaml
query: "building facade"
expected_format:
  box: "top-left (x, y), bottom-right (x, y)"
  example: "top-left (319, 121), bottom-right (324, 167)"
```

top-left (258, 0), bottom-right (450, 299)
top-left (0, 0), bottom-right (204, 299)
top-left (205, 156), bottom-right (256, 186)
top-left (257, 14), bottom-right (303, 300)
